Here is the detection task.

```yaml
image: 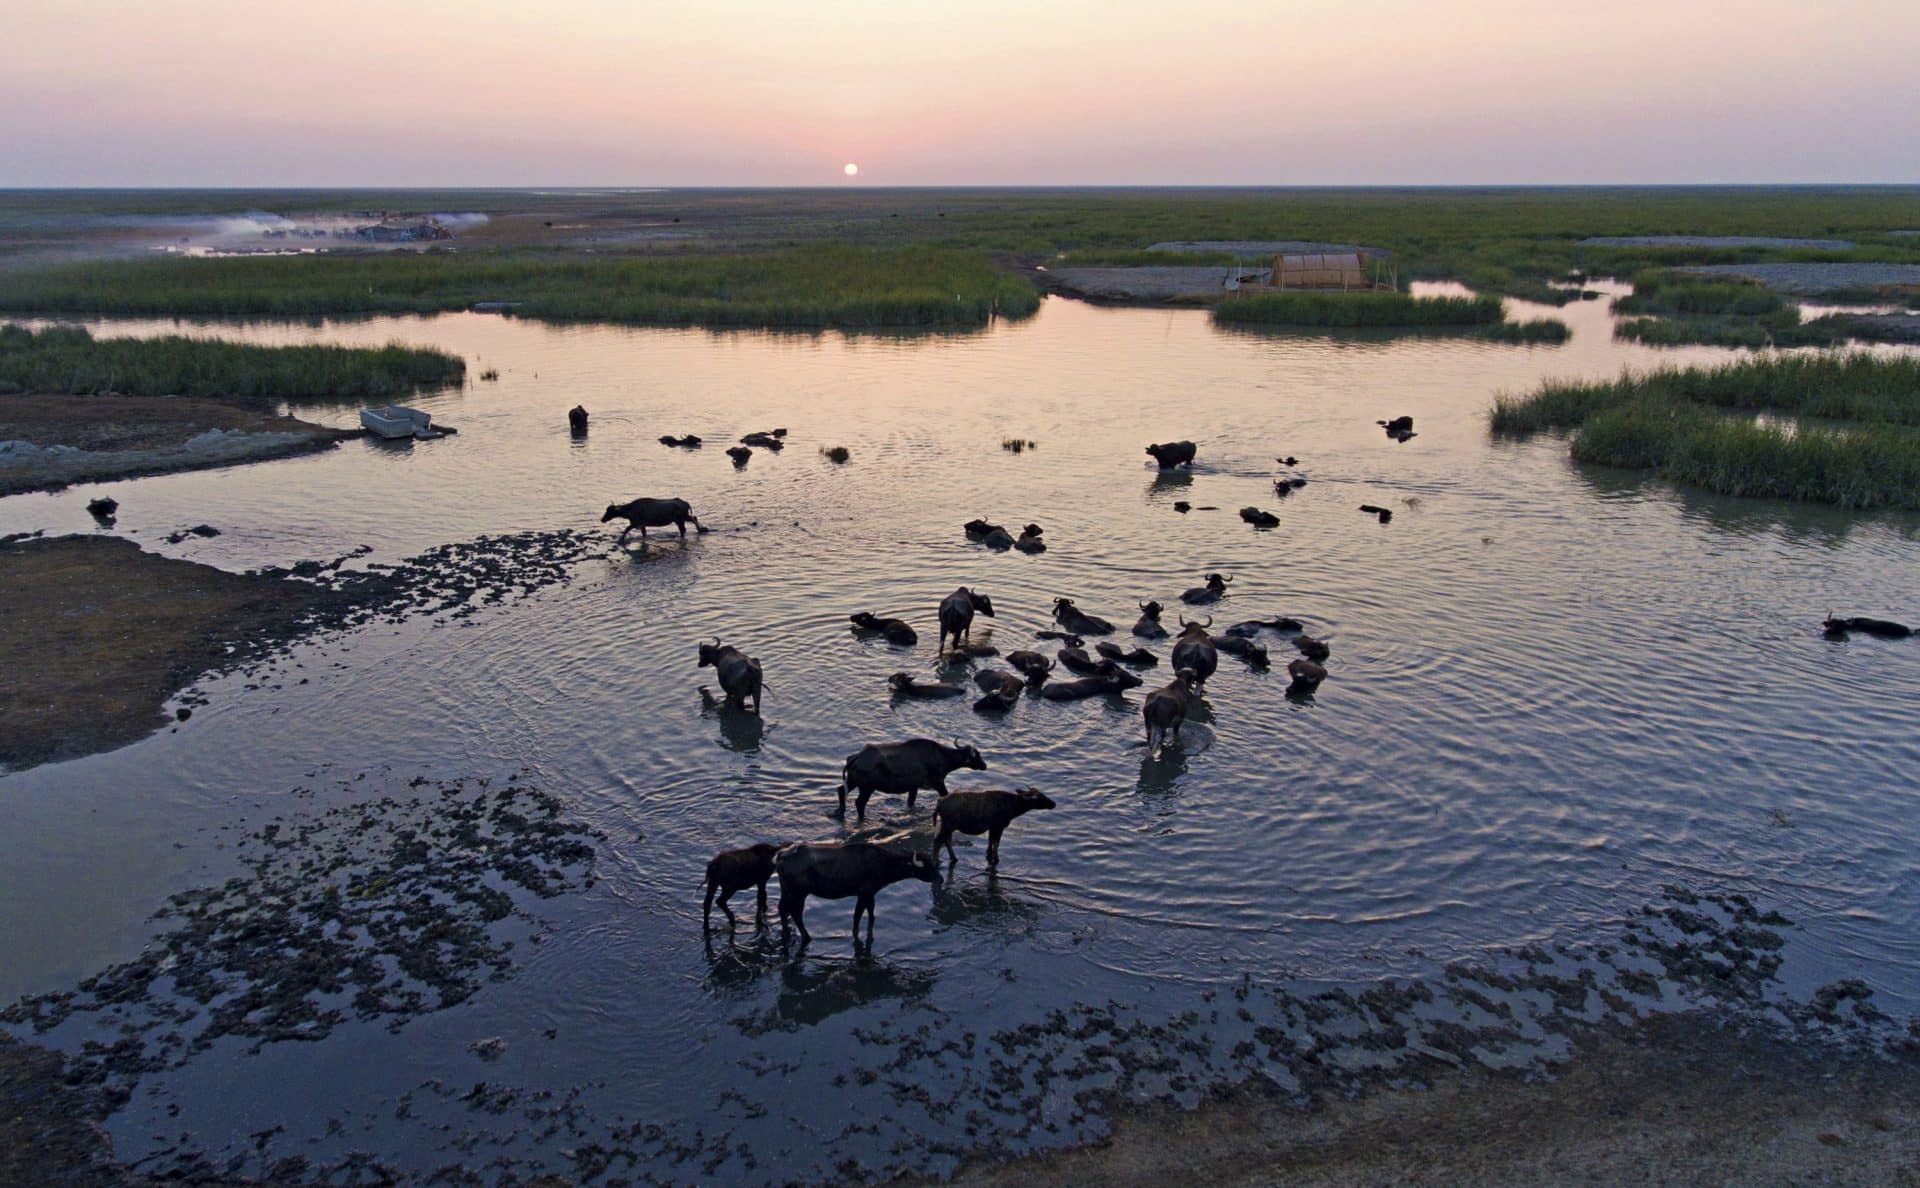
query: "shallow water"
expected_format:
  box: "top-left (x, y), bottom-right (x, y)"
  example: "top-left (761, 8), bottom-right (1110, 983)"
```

top-left (3, 293), bottom-right (1919, 1181)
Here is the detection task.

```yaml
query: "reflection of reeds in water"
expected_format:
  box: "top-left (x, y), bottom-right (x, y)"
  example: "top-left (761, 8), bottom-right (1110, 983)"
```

top-left (1213, 291), bottom-right (1502, 328)
top-left (1493, 352), bottom-right (1920, 508)
top-left (0, 322), bottom-right (463, 402)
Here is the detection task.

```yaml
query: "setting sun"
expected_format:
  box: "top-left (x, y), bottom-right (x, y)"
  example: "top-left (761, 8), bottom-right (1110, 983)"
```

top-left (843, 162), bottom-right (859, 177)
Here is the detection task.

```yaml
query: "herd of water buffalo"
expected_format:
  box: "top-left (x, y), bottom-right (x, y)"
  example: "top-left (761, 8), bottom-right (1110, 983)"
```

top-left (596, 430), bottom-right (1350, 947)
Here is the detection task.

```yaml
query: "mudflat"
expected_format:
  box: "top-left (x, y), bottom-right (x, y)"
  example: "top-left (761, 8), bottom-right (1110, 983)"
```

top-left (0, 392), bottom-right (355, 495)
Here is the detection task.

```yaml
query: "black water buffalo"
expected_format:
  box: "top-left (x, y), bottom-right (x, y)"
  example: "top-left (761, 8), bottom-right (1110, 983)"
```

top-left (937, 587), bottom-right (995, 653)
top-left (741, 431), bottom-right (784, 450)
top-left (1294, 635), bottom-right (1331, 662)
top-left (850, 612), bottom-right (918, 646)
top-left (703, 842), bottom-right (781, 929)
top-left (1170, 617), bottom-right (1219, 687)
top-left (698, 639), bottom-right (765, 713)
top-left (1278, 455), bottom-right (1299, 466)
top-left (1056, 646), bottom-right (1108, 676)
top-left (87, 497), bottom-right (118, 520)
top-left (1006, 651), bottom-right (1055, 684)
top-left (1824, 616), bottom-right (1913, 639)
top-left (1053, 597), bottom-right (1116, 636)
top-left (1037, 667), bottom-right (1143, 700)
top-left (840, 738), bottom-right (987, 817)
top-left (1034, 630), bottom-right (1083, 645)
top-left (889, 673), bottom-right (967, 700)
top-left (1379, 416), bottom-right (1414, 434)
top-left (1270, 481), bottom-right (1293, 498)
top-left (660, 434), bottom-right (703, 448)
top-left (727, 446), bottom-right (752, 465)
top-left (1096, 641), bottom-right (1158, 667)
top-left (1015, 525), bottom-right (1046, 554)
top-left (568, 405), bottom-right (589, 434)
top-left (775, 841), bottom-right (939, 943)
top-left (603, 496), bottom-right (702, 541)
top-left (1143, 668), bottom-right (1199, 753)
top-left (1214, 634), bottom-right (1270, 669)
top-left (1240, 507), bottom-right (1279, 528)
top-left (972, 669), bottom-right (1026, 712)
top-left (982, 525), bottom-right (1015, 550)
top-left (934, 788), bottom-right (1056, 868)
top-left (1360, 504), bottom-right (1393, 523)
top-left (964, 518), bottom-right (1003, 538)
top-left (1133, 600), bottom-right (1169, 639)
top-left (1180, 573), bottom-right (1233, 604)
top-left (1287, 657), bottom-right (1327, 696)
top-left (945, 640), bottom-right (1000, 659)
top-left (1145, 440), bottom-right (1197, 469)
top-left (1224, 616), bottom-right (1303, 638)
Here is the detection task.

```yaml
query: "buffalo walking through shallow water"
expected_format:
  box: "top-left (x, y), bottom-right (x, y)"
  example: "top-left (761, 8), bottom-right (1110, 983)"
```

top-left (934, 789), bottom-right (1056, 868)
top-left (703, 842), bottom-right (780, 929)
top-left (839, 737), bottom-right (987, 817)
top-left (698, 639), bottom-right (765, 713)
top-left (775, 841), bottom-right (938, 944)
top-left (603, 496), bottom-right (703, 542)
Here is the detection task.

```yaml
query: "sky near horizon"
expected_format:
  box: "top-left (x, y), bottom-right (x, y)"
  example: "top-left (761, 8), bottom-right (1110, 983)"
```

top-left (2, 0), bottom-right (1916, 187)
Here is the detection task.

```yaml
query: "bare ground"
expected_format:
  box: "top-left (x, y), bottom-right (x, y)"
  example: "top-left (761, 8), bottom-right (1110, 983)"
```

top-left (0, 392), bottom-right (356, 495)
top-left (937, 1016), bottom-right (1920, 1187)
top-left (1681, 262), bottom-right (1920, 297)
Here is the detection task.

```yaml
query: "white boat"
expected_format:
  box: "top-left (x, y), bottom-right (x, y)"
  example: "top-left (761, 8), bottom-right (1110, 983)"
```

top-left (360, 405), bottom-right (445, 440)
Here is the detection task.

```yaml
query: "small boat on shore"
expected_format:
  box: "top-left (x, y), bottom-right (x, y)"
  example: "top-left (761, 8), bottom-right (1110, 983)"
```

top-left (360, 405), bottom-right (449, 440)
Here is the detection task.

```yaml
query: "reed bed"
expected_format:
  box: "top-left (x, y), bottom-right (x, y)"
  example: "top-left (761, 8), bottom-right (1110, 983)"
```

top-left (1212, 291), bottom-right (1503, 328)
top-left (0, 323), bottom-right (464, 402)
top-left (1476, 319), bottom-right (1571, 343)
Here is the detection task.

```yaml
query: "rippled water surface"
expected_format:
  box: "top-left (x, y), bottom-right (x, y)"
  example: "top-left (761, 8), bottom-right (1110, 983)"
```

top-left (3, 292), bottom-right (1918, 1181)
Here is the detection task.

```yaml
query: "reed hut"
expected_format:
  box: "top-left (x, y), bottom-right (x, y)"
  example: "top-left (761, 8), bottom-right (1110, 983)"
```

top-left (1272, 251), bottom-right (1369, 290)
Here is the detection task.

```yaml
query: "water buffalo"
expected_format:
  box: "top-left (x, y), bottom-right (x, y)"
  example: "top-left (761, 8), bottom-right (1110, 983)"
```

top-left (1286, 657), bottom-right (1327, 696)
top-left (1006, 651), bottom-right (1055, 684)
top-left (1038, 667), bottom-right (1143, 700)
top-left (1133, 601), bottom-right (1169, 639)
top-left (1270, 481), bottom-right (1294, 498)
top-left (1015, 525), bottom-right (1046, 554)
top-left (982, 525), bottom-right (1015, 550)
top-left (1173, 501), bottom-right (1192, 513)
top-left (1053, 597), bottom-right (1116, 636)
top-left (1823, 616), bottom-right (1913, 639)
top-left (1214, 634), bottom-right (1270, 669)
top-left (1224, 616), bottom-right (1304, 638)
top-left (1379, 416), bottom-right (1414, 434)
top-left (1240, 507), bottom-right (1280, 528)
top-left (726, 446), bottom-right (752, 465)
top-left (603, 496), bottom-right (702, 542)
top-left (568, 405), bottom-right (589, 434)
top-left (703, 842), bottom-right (780, 929)
top-left (659, 434), bottom-right (703, 448)
top-left (1056, 645), bottom-right (1108, 676)
top-left (889, 673), bottom-right (966, 700)
top-left (741, 431), bottom-right (784, 450)
top-left (937, 587), bottom-right (995, 653)
top-left (1035, 630), bottom-right (1084, 645)
top-left (1096, 641), bottom-right (1158, 667)
top-left (840, 737), bottom-right (987, 817)
top-left (1284, 477), bottom-right (1308, 489)
top-left (1143, 667), bottom-right (1199, 753)
top-left (1278, 455), bottom-right (1299, 466)
top-left (1145, 441), bottom-right (1197, 469)
top-left (698, 639), bottom-right (765, 713)
top-left (1360, 504), bottom-right (1393, 523)
top-left (1180, 573), bottom-right (1233, 604)
top-left (972, 669), bottom-right (1026, 712)
top-left (934, 789), bottom-right (1056, 868)
top-left (850, 612), bottom-right (918, 646)
top-left (775, 841), bottom-right (939, 943)
top-left (87, 497), bottom-right (118, 520)
top-left (1294, 635), bottom-right (1331, 662)
top-left (945, 640), bottom-right (1000, 659)
top-left (1170, 617), bottom-right (1219, 687)
top-left (963, 518), bottom-right (1003, 538)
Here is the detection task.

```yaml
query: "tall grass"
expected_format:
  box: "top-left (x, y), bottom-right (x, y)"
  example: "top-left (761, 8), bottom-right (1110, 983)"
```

top-left (1476, 318), bottom-right (1571, 343)
top-left (1613, 270), bottom-right (1786, 317)
top-left (1212, 291), bottom-right (1502, 327)
top-left (1492, 353), bottom-right (1920, 508)
top-left (0, 245), bottom-right (1041, 330)
top-left (0, 323), bottom-right (464, 402)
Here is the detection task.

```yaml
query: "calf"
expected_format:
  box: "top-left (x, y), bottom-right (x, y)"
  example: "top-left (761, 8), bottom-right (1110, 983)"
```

top-left (1133, 600), bottom-right (1169, 639)
top-left (697, 639), bottom-right (765, 712)
top-left (1143, 668), bottom-right (1199, 753)
top-left (1214, 634), bottom-right (1270, 669)
top-left (850, 612), bottom-right (918, 646)
top-left (1287, 657), bottom-right (1327, 696)
top-left (937, 587), bottom-right (995, 653)
top-left (840, 738), bottom-right (987, 817)
top-left (1006, 651), bottom-right (1055, 685)
top-left (775, 841), bottom-right (939, 943)
top-left (1015, 525), bottom-right (1046, 554)
top-left (703, 842), bottom-right (780, 929)
top-left (889, 673), bottom-right (966, 699)
top-left (934, 789), bottom-right (1056, 868)
top-left (1053, 597), bottom-right (1116, 636)
top-left (1180, 573), bottom-right (1233, 604)
top-left (1038, 667), bottom-right (1143, 700)
top-left (1170, 617), bottom-right (1219, 687)
top-left (1240, 507), bottom-right (1279, 528)
top-left (1294, 635), bottom-right (1331, 663)
top-left (1145, 440), bottom-right (1197, 469)
top-left (603, 496), bottom-right (702, 542)
top-left (1096, 641), bottom-right (1158, 667)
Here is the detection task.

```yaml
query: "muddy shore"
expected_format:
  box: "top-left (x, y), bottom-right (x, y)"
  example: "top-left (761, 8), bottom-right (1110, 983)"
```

top-left (0, 392), bottom-right (357, 495)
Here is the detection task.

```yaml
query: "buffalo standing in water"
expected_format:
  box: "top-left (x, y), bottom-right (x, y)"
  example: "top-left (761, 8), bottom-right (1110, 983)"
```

top-left (1142, 667), bottom-right (1199, 754)
top-left (568, 405), bottom-right (589, 434)
top-left (603, 496), bottom-right (702, 542)
top-left (1170, 617), bottom-right (1219, 688)
top-left (937, 587), bottom-right (996, 653)
top-left (698, 639), bottom-right (765, 713)
top-left (775, 841), bottom-right (939, 944)
top-left (1133, 600), bottom-right (1169, 639)
top-left (934, 789), bottom-right (1056, 868)
top-left (839, 737), bottom-right (987, 817)
top-left (1145, 440), bottom-right (1197, 469)
top-left (703, 842), bottom-right (780, 929)
top-left (1180, 573), bottom-right (1233, 604)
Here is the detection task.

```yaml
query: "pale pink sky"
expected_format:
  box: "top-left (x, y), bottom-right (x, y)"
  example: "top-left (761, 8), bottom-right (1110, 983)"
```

top-left (2, 0), bottom-right (1915, 186)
